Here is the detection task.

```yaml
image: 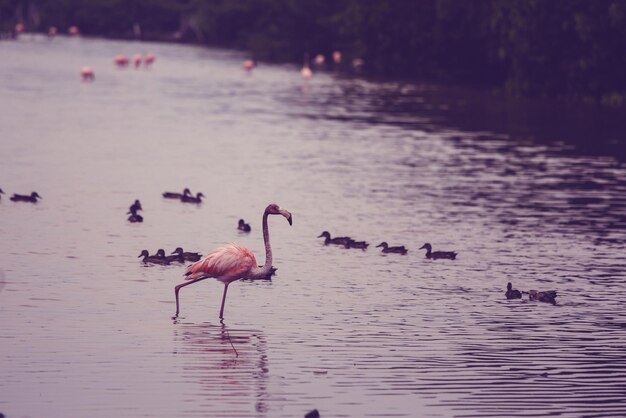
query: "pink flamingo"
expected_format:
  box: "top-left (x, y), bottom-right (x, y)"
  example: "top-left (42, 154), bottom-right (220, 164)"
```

top-left (243, 59), bottom-right (256, 73)
top-left (68, 26), bottom-right (80, 36)
top-left (301, 54), bottom-right (312, 79)
top-left (48, 26), bottom-right (57, 37)
top-left (114, 54), bottom-right (129, 67)
top-left (174, 203), bottom-right (292, 319)
top-left (144, 53), bottom-right (156, 66)
top-left (133, 54), bottom-right (142, 67)
top-left (80, 66), bottom-right (94, 81)
top-left (332, 50), bottom-right (342, 64)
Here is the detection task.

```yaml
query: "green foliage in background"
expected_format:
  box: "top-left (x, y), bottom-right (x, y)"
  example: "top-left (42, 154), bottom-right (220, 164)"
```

top-left (2, 0), bottom-right (625, 103)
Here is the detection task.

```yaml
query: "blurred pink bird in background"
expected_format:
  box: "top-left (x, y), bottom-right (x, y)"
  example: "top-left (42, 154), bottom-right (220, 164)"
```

top-left (174, 203), bottom-right (292, 319)
top-left (80, 66), bottom-right (94, 81)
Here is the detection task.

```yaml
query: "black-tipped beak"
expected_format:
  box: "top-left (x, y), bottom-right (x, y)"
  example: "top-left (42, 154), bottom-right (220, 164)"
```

top-left (376, 244), bottom-right (383, 248)
top-left (317, 233), bottom-right (324, 238)
top-left (137, 254), bottom-right (142, 258)
top-left (419, 245), bottom-right (426, 249)
top-left (279, 209), bottom-right (292, 226)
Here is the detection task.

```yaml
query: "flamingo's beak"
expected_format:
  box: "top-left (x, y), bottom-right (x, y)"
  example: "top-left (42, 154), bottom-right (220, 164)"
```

top-left (280, 209), bottom-right (292, 226)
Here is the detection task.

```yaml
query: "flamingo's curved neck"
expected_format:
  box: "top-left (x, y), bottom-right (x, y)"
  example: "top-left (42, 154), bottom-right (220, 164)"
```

top-left (260, 210), bottom-right (273, 271)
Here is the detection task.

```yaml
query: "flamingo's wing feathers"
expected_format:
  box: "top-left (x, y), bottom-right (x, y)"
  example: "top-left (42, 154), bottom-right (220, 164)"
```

top-left (184, 243), bottom-right (256, 281)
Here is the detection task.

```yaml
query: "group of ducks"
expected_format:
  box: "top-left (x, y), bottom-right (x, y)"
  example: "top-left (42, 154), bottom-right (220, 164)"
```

top-left (505, 282), bottom-right (558, 304)
top-left (0, 188), bottom-right (42, 203)
top-left (320, 231), bottom-right (556, 303)
top-left (317, 231), bottom-right (458, 259)
top-left (139, 247), bottom-right (202, 265)
top-left (126, 188), bottom-right (206, 223)
top-left (162, 188), bottom-right (205, 204)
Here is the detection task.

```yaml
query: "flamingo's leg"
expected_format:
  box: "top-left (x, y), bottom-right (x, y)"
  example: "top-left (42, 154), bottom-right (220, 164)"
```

top-left (174, 278), bottom-right (204, 315)
top-left (219, 283), bottom-right (229, 319)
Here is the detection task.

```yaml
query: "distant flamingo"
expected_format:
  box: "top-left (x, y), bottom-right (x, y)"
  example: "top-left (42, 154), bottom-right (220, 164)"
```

top-left (332, 50), bottom-right (342, 64)
top-left (144, 53), bottom-right (156, 66)
top-left (114, 54), bottom-right (129, 67)
top-left (174, 203), bottom-right (292, 318)
top-left (80, 66), bottom-right (94, 81)
top-left (68, 26), bottom-right (80, 36)
top-left (301, 53), bottom-right (312, 79)
top-left (243, 59), bottom-right (256, 73)
top-left (313, 54), bottom-right (325, 66)
top-left (48, 26), bottom-right (57, 37)
top-left (133, 54), bottom-right (142, 67)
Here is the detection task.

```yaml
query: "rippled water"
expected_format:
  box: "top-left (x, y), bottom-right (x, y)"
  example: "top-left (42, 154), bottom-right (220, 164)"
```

top-left (1, 35), bottom-right (626, 418)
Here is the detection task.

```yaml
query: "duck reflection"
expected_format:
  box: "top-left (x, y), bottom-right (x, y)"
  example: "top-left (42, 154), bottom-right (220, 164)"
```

top-left (172, 321), bottom-right (269, 415)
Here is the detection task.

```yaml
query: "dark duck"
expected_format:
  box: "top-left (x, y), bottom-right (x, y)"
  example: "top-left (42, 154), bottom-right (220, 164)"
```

top-left (376, 242), bottom-right (408, 254)
top-left (127, 207), bottom-right (143, 223)
top-left (138, 250), bottom-right (170, 265)
top-left (318, 231), bottom-right (352, 245)
top-left (529, 289), bottom-right (557, 305)
top-left (505, 282), bottom-right (522, 299)
top-left (238, 219), bottom-right (251, 232)
top-left (163, 188), bottom-right (191, 199)
top-left (181, 192), bottom-right (204, 203)
top-left (419, 243), bottom-right (457, 260)
top-left (171, 247), bottom-right (202, 262)
top-left (10, 192), bottom-right (41, 203)
top-left (128, 199), bottom-right (142, 213)
top-left (344, 239), bottom-right (369, 250)
top-left (0, 188), bottom-right (4, 200)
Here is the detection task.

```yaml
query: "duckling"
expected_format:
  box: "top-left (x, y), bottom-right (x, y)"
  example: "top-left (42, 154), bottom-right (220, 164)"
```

top-left (127, 199), bottom-right (142, 214)
top-left (345, 239), bottom-right (369, 250)
top-left (318, 231), bottom-right (352, 245)
top-left (127, 207), bottom-right (143, 223)
top-left (181, 192), bottom-right (204, 204)
top-left (376, 242), bottom-right (408, 254)
top-left (171, 247), bottom-right (202, 262)
top-left (10, 192), bottom-right (41, 203)
top-left (163, 188), bottom-right (191, 199)
top-left (238, 219), bottom-right (252, 232)
top-left (419, 243), bottom-right (457, 260)
top-left (138, 249), bottom-right (170, 265)
top-left (505, 282), bottom-right (522, 299)
top-left (528, 289), bottom-right (557, 305)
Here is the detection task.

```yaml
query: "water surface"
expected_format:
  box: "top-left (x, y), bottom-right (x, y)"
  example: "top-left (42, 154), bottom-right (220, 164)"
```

top-left (1, 35), bottom-right (626, 418)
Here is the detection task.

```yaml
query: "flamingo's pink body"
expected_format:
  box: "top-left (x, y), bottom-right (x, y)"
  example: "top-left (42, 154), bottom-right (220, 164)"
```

top-left (185, 243), bottom-right (257, 283)
top-left (80, 66), bottom-right (95, 81)
top-left (133, 54), bottom-right (142, 67)
top-left (243, 59), bottom-right (256, 72)
top-left (68, 26), bottom-right (80, 36)
top-left (144, 53), bottom-right (156, 65)
top-left (175, 203), bottom-right (292, 319)
top-left (48, 26), bottom-right (57, 37)
top-left (114, 54), bottom-right (129, 66)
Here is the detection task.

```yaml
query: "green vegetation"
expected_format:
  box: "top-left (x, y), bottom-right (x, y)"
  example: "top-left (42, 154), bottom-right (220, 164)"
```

top-left (2, 0), bottom-right (625, 103)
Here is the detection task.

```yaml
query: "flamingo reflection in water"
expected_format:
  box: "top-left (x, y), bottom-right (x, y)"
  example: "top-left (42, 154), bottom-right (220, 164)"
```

top-left (174, 203), bottom-right (292, 319)
top-left (172, 321), bottom-right (270, 412)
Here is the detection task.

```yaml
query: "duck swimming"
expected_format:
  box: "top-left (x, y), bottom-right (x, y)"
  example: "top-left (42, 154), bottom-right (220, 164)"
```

top-left (528, 289), bottom-right (557, 305)
top-left (138, 249), bottom-right (170, 265)
top-left (10, 192), bottom-right (41, 203)
top-left (238, 219), bottom-right (251, 232)
top-left (171, 247), bottom-right (202, 262)
top-left (419, 243), bottom-right (457, 260)
top-left (127, 207), bottom-right (143, 223)
top-left (376, 242), bottom-right (408, 254)
top-left (318, 231), bottom-right (352, 245)
top-left (505, 282), bottom-right (522, 299)
top-left (345, 239), bottom-right (369, 250)
top-left (128, 199), bottom-right (142, 214)
top-left (163, 188), bottom-right (191, 199)
top-left (181, 192), bottom-right (204, 204)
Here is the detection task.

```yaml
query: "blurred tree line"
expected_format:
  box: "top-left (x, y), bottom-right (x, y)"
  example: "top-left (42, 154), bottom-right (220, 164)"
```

top-left (2, 0), bottom-right (625, 103)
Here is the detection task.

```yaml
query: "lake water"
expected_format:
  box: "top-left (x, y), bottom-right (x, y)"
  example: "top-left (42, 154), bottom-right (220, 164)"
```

top-left (1, 34), bottom-right (626, 418)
